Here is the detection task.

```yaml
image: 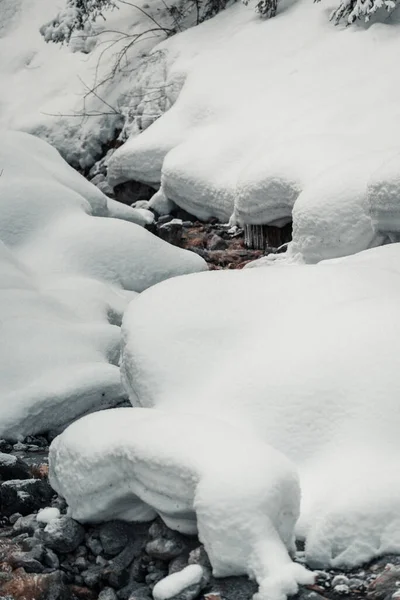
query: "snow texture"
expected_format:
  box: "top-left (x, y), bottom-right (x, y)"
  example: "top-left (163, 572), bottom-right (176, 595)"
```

top-left (0, 0), bottom-right (180, 169)
top-left (0, 131), bottom-right (206, 439)
top-left (37, 507), bottom-right (61, 524)
top-left (50, 240), bottom-right (400, 597)
top-left (50, 408), bottom-right (314, 600)
top-left (152, 565), bottom-right (204, 600)
top-left (108, 0), bottom-right (400, 262)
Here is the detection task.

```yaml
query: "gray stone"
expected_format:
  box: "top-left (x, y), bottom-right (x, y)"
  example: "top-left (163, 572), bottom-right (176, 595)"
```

top-left (188, 546), bottom-right (211, 570)
top-left (145, 537), bottom-right (186, 561)
top-left (9, 551), bottom-right (44, 573)
top-left (99, 587), bottom-right (118, 600)
top-left (42, 516), bottom-right (85, 553)
top-left (206, 576), bottom-right (257, 600)
top-left (0, 478), bottom-right (53, 516)
top-left (75, 556), bottom-right (88, 571)
top-left (9, 512), bottom-right (22, 525)
top-left (14, 513), bottom-right (40, 534)
top-left (86, 533), bottom-right (103, 556)
top-left (114, 180), bottom-right (155, 206)
top-left (82, 565), bottom-right (104, 588)
top-left (207, 234), bottom-right (228, 251)
top-left (43, 548), bottom-right (60, 570)
top-left (99, 521), bottom-right (132, 556)
top-left (169, 554), bottom-right (189, 575)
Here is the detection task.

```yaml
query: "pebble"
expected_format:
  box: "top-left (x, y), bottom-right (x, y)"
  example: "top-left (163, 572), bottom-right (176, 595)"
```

top-left (99, 521), bottom-right (131, 556)
top-left (1, 478), bottom-right (53, 516)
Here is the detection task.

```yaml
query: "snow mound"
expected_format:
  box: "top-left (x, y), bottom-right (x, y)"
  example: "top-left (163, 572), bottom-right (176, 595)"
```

top-left (50, 407), bottom-right (314, 600)
top-left (0, 131), bottom-right (206, 439)
top-left (119, 243), bottom-right (400, 570)
top-left (109, 0), bottom-right (400, 262)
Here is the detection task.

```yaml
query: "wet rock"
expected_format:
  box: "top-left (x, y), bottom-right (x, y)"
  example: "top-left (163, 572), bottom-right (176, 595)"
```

top-left (9, 551), bottom-right (44, 573)
top-left (0, 440), bottom-right (12, 453)
top-left (0, 567), bottom-right (69, 600)
top-left (99, 521), bottom-right (132, 557)
top-left (0, 453), bottom-right (31, 481)
top-left (85, 533), bottom-right (103, 556)
top-left (13, 514), bottom-right (41, 535)
top-left (82, 565), bottom-right (104, 588)
top-left (42, 516), bottom-right (85, 553)
top-left (188, 546), bottom-right (211, 570)
top-left (43, 548), bottom-right (60, 570)
top-left (98, 587), bottom-right (118, 600)
top-left (0, 479), bottom-right (53, 516)
top-left (367, 566), bottom-right (400, 600)
top-left (205, 575), bottom-right (257, 600)
top-left (207, 234), bottom-right (228, 251)
top-left (145, 537), bottom-right (186, 562)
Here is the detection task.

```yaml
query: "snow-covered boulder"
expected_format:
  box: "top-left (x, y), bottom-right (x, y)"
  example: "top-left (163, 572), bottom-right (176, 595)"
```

top-left (0, 131), bottom-right (206, 439)
top-left (50, 243), bottom-right (400, 596)
top-left (108, 0), bottom-right (400, 262)
top-left (50, 407), bottom-right (314, 600)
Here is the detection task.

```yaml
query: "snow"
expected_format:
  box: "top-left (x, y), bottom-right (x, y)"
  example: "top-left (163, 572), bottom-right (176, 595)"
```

top-left (152, 565), bottom-right (204, 600)
top-left (0, 0), bottom-right (183, 169)
top-left (50, 407), bottom-right (314, 600)
top-left (37, 507), bottom-right (61, 524)
top-left (0, 131), bottom-right (206, 439)
top-left (108, 0), bottom-right (400, 262)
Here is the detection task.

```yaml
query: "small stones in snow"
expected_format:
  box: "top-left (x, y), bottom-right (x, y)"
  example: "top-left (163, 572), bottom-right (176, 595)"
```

top-left (42, 516), bottom-right (85, 553)
top-left (37, 507), bottom-right (61, 524)
top-left (152, 564), bottom-right (205, 600)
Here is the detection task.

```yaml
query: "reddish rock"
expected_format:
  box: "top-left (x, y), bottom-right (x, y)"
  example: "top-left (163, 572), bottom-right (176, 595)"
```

top-left (0, 568), bottom-right (69, 600)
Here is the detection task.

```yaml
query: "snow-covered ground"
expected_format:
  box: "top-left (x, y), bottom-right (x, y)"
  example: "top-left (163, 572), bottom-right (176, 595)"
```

top-left (51, 242), bottom-right (400, 597)
top-left (0, 131), bottom-right (206, 439)
top-left (108, 0), bottom-right (400, 262)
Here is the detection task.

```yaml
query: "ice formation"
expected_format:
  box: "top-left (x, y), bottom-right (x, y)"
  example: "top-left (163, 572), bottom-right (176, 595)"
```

top-left (0, 131), bottom-right (206, 439)
top-left (50, 408), bottom-right (314, 600)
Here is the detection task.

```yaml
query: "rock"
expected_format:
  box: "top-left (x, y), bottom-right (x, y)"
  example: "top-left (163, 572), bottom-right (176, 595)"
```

top-left (157, 219), bottom-right (183, 246)
top-left (332, 575), bottom-right (349, 587)
top-left (99, 521), bottom-right (132, 556)
top-left (152, 565), bottom-right (206, 600)
top-left (42, 516), bottom-right (85, 553)
top-left (145, 538), bottom-right (186, 562)
top-left (13, 514), bottom-right (41, 535)
top-left (113, 181), bottom-right (155, 206)
top-left (75, 557), bottom-right (88, 571)
top-left (188, 547), bottom-right (211, 570)
top-left (9, 551), bottom-right (44, 573)
top-left (43, 548), bottom-right (60, 570)
top-left (367, 566), bottom-right (400, 600)
top-left (128, 590), bottom-right (151, 600)
top-left (334, 585), bottom-right (350, 595)
top-left (117, 582), bottom-right (149, 600)
top-left (9, 513), bottom-right (23, 525)
top-left (0, 568), bottom-right (69, 600)
top-left (85, 533), bottom-right (103, 556)
top-left (207, 234), bottom-right (228, 251)
top-left (0, 453), bottom-right (31, 480)
top-left (0, 440), bottom-right (12, 453)
top-left (348, 578), bottom-right (366, 591)
top-left (13, 442), bottom-right (27, 452)
top-left (0, 479), bottom-right (54, 516)
top-left (205, 575), bottom-right (257, 600)
top-left (99, 588), bottom-right (118, 600)
top-left (168, 555), bottom-right (189, 575)
top-left (82, 566), bottom-right (104, 588)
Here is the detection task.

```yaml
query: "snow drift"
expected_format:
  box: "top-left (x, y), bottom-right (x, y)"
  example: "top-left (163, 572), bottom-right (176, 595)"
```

top-left (0, 131), bottom-right (206, 439)
top-left (108, 0), bottom-right (400, 262)
top-left (50, 408), bottom-right (315, 600)
top-left (50, 243), bottom-right (400, 597)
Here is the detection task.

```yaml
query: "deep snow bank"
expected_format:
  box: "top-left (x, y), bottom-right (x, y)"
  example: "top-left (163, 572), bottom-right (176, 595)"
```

top-left (108, 0), bottom-right (400, 262)
top-left (0, 131), bottom-right (206, 439)
top-left (0, 0), bottom-right (179, 168)
top-left (50, 407), bottom-right (315, 600)
top-left (120, 243), bottom-right (400, 570)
